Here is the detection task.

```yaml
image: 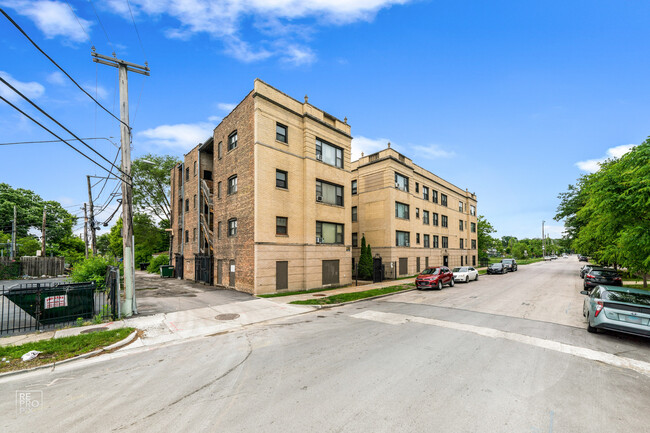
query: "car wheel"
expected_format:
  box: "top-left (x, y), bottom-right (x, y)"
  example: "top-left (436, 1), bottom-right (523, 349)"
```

top-left (437, 281), bottom-right (443, 290)
top-left (450, 278), bottom-right (455, 287)
top-left (465, 276), bottom-right (469, 283)
top-left (475, 274), bottom-right (479, 281)
top-left (587, 314), bottom-right (597, 333)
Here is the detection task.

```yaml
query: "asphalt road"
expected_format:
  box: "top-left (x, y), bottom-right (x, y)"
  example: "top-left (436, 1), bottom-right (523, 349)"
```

top-left (2, 257), bottom-right (649, 432)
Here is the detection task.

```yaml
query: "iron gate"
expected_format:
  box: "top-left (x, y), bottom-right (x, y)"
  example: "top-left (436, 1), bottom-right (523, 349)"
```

top-left (175, 254), bottom-right (184, 279)
top-left (195, 255), bottom-right (213, 285)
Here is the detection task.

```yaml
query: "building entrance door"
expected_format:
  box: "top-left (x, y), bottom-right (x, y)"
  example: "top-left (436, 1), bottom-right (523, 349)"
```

top-left (276, 261), bottom-right (288, 291)
top-left (229, 260), bottom-right (235, 287)
top-left (443, 256), bottom-right (449, 267)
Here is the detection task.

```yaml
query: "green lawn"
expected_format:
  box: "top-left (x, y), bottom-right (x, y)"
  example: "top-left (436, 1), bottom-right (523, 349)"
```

top-left (258, 285), bottom-right (356, 298)
top-left (623, 284), bottom-right (650, 291)
top-left (0, 327), bottom-right (135, 373)
top-left (290, 284), bottom-right (414, 305)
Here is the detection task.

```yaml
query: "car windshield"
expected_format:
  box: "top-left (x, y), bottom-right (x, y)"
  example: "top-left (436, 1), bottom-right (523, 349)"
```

top-left (592, 270), bottom-right (618, 277)
top-left (502, 260), bottom-right (513, 263)
top-left (420, 268), bottom-right (440, 275)
top-left (452, 267), bottom-right (467, 272)
top-left (490, 263), bottom-right (501, 268)
top-left (603, 291), bottom-right (650, 306)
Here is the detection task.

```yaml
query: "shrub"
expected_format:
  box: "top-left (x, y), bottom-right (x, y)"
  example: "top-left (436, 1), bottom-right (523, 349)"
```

top-left (147, 254), bottom-right (169, 274)
top-left (69, 256), bottom-right (117, 290)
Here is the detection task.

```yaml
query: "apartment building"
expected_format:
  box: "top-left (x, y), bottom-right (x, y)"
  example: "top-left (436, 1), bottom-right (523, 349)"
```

top-left (351, 145), bottom-right (478, 277)
top-left (170, 79), bottom-right (353, 295)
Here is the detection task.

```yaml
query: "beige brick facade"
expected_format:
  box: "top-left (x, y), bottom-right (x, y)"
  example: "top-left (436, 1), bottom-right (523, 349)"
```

top-left (351, 147), bottom-right (478, 277)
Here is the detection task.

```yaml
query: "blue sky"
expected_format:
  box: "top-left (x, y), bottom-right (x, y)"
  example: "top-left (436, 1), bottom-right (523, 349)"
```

top-left (1, 0), bottom-right (649, 239)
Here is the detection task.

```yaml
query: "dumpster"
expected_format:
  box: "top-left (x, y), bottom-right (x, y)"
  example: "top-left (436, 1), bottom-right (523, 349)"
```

top-left (160, 265), bottom-right (174, 278)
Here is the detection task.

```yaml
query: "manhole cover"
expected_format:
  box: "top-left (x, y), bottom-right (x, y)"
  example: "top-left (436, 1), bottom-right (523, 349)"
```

top-left (80, 327), bottom-right (109, 334)
top-left (215, 313), bottom-right (240, 321)
top-left (312, 294), bottom-right (326, 297)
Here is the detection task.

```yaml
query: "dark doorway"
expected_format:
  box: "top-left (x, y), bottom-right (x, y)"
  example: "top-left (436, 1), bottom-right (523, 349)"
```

top-left (217, 259), bottom-right (222, 285)
top-left (276, 261), bottom-right (288, 291)
top-left (399, 258), bottom-right (408, 275)
top-left (174, 254), bottom-right (184, 279)
top-left (472, 256), bottom-right (476, 266)
top-left (443, 256), bottom-right (449, 267)
top-left (194, 255), bottom-right (213, 285)
top-left (322, 260), bottom-right (340, 285)
top-left (229, 259), bottom-right (236, 287)
top-left (373, 256), bottom-right (383, 283)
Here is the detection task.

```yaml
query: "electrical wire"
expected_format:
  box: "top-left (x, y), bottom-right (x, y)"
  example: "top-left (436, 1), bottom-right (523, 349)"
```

top-left (64, 1), bottom-right (92, 43)
top-left (89, 0), bottom-right (116, 54)
top-left (0, 7), bottom-right (129, 130)
top-left (0, 137), bottom-right (118, 146)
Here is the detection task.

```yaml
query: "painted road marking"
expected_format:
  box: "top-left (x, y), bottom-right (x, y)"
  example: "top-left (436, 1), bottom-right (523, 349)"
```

top-left (351, 310), bottom-right (650, 377)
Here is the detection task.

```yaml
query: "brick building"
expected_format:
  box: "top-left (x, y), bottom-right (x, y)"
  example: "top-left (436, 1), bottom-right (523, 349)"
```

top-left (351, 146), bottom-right (478, 277)
top-left (170, 79), bottom-right (353, 294)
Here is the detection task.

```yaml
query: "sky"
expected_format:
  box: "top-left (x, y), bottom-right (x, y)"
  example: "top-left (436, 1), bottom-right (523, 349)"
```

top-left (1, 0), bottom-right (649, 240)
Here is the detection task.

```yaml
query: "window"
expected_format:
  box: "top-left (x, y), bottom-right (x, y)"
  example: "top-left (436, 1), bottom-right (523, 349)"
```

top-left (396, 231), bottom-right (410, 247)
top-left (471, 222), bottom-right (476, 233)
top-left (194, 161), bottom-right (197, 176)
top-left (193, 194), bottom-right (197, 209)
top-left (276, 123), bottom-right (288, 143)
top-left (415, 208), bottom-right (420, 219)
top-left (228, 175), bottom-right (238, 194)
top-left (316, 180), bottom-right (343, 206)
top-left (352, 232), bottom-right (358, 247)
top-left (423, 234), bottom-right (430, 248)
top-left (470, 205), bottom-right (476, 216)
top-left (395, 172), bottom-right (409, 192)
top-left (352, 206), bottom-right (357, 222)
top-left (185, 198), bottom-right (189, 212)
top-left (228, 218), bottom-right (237, 236)
top-left (459, 220), bottom-right (464, 231)
top-left (228, 131), bottom-right (238, 151)
top-left (460, 238), bottom-right (464, 249)
top-left (276, 217), bottom-right (288, 235)
top-left (217, 142), bottom-right (222, 159)
top-left (471, 239), bottom-right (477, 249)
top-left (432, 190), bottom-right (438, 203)
top-left (185, 167), bottom-right (189, 181)
top-left (217, 181), bottom-right (222, 199)
top-left (442, 215), bottom-right (448, 228)
top-left (351, 180), bottom-right (357, 195)
top-left (185, 230), bottom-right (189, 243)
top-left (442, 236), bottom-right (449, 248)
top-left (395, 202), bottom-right (410, 219)
top-left (423, 186), bottom-right (429, 200)
top-left (415, 182), bottom-right (419, 193)
top-left (433, 213), bottom-right (439, 226)
top-left (459, 201), bottom-right (464, 212)
top-left (276, 170), bottom-right (288, 189)
top-left (416, 233), bottom-right (420, 244)
top-left (441, 194), bottom-right (448, 206)
top-left (316, 138), bottom-right (343, 168)
top-left (178, 229), bottom-right (182, 245)
top-left (217, 221), bottom-right (222, 239)
top-left (433, 235), bottom-right (439, 248)
top-left (316, 221), bottom-right (344, 244)
top-left (423, 210), bottom-right (429, 225)
top-left (193, 228), bottom-right (196, 241)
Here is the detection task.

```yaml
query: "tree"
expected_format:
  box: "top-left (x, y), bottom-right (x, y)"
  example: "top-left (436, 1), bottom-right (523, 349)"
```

top-left (476, 215), bottom-right (497, 259)
top-left (102, 214), bottom-right (168, 263)
top-left (131, 154), bottom-right (180, 222)
top-left (358, 235), bottom-right (373, 279)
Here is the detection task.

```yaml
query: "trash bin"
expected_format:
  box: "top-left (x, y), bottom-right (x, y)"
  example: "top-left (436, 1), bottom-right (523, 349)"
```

top-left (160, 265), bottom-right (174, 278)
top-left (139, 262), bottom-right (150, 271)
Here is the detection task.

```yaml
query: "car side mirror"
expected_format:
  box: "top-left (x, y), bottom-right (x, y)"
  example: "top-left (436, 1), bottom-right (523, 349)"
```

top-left (580, 290), bottom-right (589, 295)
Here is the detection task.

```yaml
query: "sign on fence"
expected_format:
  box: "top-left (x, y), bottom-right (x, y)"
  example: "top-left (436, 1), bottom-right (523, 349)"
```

top-left (44, 295), bottom-right (68, 309)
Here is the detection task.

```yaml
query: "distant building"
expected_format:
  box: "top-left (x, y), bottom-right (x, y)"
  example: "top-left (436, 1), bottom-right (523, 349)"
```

top-left (351, 146), bottom-right (478, 277)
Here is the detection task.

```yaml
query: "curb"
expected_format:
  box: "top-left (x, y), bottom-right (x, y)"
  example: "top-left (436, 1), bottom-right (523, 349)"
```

top-left (0, 330), bottom-right (139, 379)
top-left (294, 287), bottom-right (417, 309)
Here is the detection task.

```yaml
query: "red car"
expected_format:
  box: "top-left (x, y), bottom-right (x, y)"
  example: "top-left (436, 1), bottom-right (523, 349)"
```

top-left (415, 266), bottom-right (454, 290)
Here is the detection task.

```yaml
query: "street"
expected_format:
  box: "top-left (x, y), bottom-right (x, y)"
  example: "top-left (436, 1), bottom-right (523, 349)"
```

top-left (2, 257), bottom-right (649, 432)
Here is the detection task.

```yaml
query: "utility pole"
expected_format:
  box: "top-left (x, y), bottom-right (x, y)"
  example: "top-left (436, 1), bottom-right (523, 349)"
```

top-left (87, 175), bottom-right (96, 255)
top-left (41, 206), bottom-right (46, 257)
top-left (10, 205), bottom-right (16, 260)
top-left (541, 220), bottom-right (545, 259)
top-left (92, 48), bottom-right (149, 317)
top-left (84, 203), bottom-right (89, 259)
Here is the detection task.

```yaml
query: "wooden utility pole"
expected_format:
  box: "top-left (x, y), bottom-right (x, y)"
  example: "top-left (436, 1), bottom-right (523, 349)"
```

top-left (87, 175), bottom-right (96, 255)
top-left (84, 203), bottom-right (89, 259)
top-left (92, 47), bottom-right (149, 317)
top-left (10, 205), bottom-right (16, 259)
top-left (41, 207), bottom-right (46, 257)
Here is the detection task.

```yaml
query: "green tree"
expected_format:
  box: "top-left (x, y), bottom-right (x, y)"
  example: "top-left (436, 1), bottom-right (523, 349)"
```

top-left (358, 235), bottom-right (373, 279)
top-left (132, 154), bottom-right (180, 221)
top-left (476, 215), bottom-right (497, 259)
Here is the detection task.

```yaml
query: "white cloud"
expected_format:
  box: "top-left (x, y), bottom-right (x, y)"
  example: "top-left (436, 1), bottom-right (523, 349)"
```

top-left (0, 71), bottom-right (45, 102)
top-left (351, 136), bottom-right (456, 162)
top-left (410, 144), bottom-right (456, 159)
top-left (81, 83), bottom-right (109, 100)
top-left (217, 103), bottom-right (236, 112)
top-left (106, 0), bottom-right (413, 64)
top-left (2, 0), bottom-right (92, 43)
top-left (46, 71), bottom-right (66, 85)
top-left (575, 144), bottom-right (636, 173)
top-left (351, 136), bottom-right (390, 161)
top-left (207, 115), bottom-right (222, 123)
top-left (137, 122), bottom-right (213, 152)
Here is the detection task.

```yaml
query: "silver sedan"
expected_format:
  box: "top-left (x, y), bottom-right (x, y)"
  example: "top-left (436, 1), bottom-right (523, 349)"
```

top-left (452, 266), bottom-right (479, 283)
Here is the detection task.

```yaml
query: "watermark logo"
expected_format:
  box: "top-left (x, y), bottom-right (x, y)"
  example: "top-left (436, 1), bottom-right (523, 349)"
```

top-left (16, 390), bottom-right (43, 415)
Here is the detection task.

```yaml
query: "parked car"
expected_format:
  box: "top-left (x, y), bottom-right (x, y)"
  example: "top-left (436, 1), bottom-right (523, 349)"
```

top-left (452, 266), bottom-right (479, 283)
top-left (416, 266), bottom-right (454, 290)
top-left (487, 263), bottom-right (507, 274)
top-left (501, 258), bottom-right (518, 272)
top-left (584, 268), bottom-right (622, 290)
top-left (582, 285), bottom-right (650, 337)
top-left (580, 264), bottom-right (603, 279)
top-left (578, 255), bottom-right (588, 262)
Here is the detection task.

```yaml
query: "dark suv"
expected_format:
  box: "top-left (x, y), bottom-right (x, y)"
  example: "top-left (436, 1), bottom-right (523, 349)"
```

top-left (501, 258), bottom-right (518, 272)
top-left (584, 269), bottom-right (622, 290)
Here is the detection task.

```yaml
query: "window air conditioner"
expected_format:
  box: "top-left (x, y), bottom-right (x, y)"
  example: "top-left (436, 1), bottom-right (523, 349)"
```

top-left (405, 241), bottom-right (410, 247)
top-left (395, 182), bottom-right (400, 188)
top-left (316, 195), bottom-right (323, 202)
top-left (316, 154), bottom-right (322, 161)
top-left (316, 237), bottom-right (323, 244)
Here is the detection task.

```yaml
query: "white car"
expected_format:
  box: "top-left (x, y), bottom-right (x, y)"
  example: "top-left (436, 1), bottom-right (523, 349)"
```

top-left (452, 266), bottom-right (479, 283)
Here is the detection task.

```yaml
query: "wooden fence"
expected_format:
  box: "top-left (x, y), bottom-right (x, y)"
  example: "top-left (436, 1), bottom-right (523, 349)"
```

top-left (19, 257), bottom-right (65, 277)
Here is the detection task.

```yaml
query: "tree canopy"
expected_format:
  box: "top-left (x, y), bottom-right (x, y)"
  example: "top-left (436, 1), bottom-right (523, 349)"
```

top-left (132, 154), bottom-right (180, 221)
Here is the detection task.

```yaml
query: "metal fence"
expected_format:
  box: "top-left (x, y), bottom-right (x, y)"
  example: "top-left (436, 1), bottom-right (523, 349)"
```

top-left (0, 278), bottom-right (118, 335)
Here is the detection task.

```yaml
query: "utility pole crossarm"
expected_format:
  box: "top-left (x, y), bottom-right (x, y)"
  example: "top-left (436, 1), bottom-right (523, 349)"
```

top-left (91, 48), bottom-right (150, 76)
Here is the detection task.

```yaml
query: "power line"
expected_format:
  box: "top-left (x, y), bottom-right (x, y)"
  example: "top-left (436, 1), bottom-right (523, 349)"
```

top-left (0, 76), bottom-right (131, 180)
top-left (0, 137), bottom-right (117, 146)
top-left (92, 148), bottom-right (121, 203)
top-left (125, 0), bottom-right (147, 60)
top-left (0, 95), bottom-right (130, 183)
top-left (0, 7), bottom-right (128, 130)
top-left (89, 0), bottom-right (116, 53)
top-left (64, 1), bottom-right (92, 43)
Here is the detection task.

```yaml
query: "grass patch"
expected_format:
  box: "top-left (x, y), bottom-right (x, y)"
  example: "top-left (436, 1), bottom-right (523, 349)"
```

top-left (623, 284), bottom-right (650, 291)
top-left (258, 285), bottom-right (356, 298)
top-left (478, 269), bottom-right (487, 275)
top-left (290, 284), bottom-right (414, 305)
top-left (0, 327), bottom-right (135, 373)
